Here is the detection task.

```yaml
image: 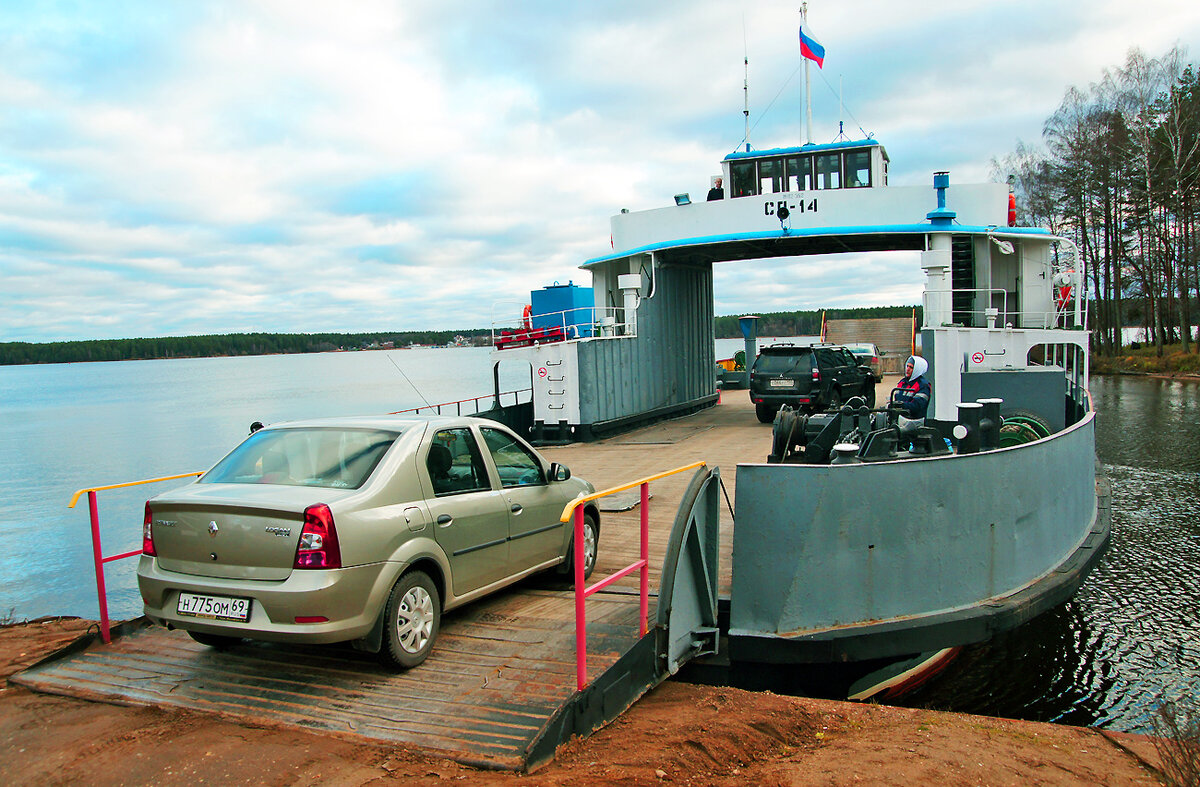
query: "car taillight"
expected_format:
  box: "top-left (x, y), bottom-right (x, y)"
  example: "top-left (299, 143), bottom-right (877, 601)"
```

top-left (142, 501), bottom-right (156, 557)
top-left (811, 367), bottom-right (821, 383)
top-left (294, 503), bottom-right (341, 569)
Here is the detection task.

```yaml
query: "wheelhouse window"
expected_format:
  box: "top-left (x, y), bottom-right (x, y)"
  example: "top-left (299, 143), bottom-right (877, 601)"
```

top-left (758, 157), bottom-right (784, 194)
top-left (203, 427), bottom-right (399, 489)
top-left (815, 153), bottom-right (841, 189)
top-left (844, 150), bottom-right (871, 188)
top-left (731, 160), bottom-right (757, 197)
top-left (784, 155), bottom-right (812, 191)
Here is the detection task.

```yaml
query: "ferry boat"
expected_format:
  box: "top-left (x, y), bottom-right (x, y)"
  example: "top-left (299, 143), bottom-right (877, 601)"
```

top-left (490, 135), bottom-right (1108, 699)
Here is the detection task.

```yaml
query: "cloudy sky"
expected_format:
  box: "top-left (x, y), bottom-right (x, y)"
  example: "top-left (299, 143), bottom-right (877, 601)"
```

top-left (2, 1), bottom-right (1198, 343)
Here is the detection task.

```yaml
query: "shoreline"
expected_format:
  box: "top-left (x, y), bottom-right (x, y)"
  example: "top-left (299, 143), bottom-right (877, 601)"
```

top-left (0, 617), bottom-right (1166, 785)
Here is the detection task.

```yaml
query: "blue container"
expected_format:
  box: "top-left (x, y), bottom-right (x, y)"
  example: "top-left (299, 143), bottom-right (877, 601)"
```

top-left (530, 281), bottom-right (594, 338)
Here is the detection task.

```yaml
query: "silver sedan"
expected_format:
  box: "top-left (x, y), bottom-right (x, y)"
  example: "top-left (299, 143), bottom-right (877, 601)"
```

top-left (137, 415), bottom-right (599, 668)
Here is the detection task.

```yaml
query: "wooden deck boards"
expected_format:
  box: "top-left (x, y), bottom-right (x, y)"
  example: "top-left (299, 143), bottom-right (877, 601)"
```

top-left (15, 588), bottom-right (649, 769)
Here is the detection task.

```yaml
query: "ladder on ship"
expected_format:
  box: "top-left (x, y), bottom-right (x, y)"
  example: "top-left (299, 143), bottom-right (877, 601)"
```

top-left (951, 235), bottom-right (976, 327)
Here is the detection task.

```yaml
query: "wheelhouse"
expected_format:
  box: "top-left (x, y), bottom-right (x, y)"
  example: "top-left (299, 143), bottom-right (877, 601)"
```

top-left (718, 139), bottom-right (888, 198)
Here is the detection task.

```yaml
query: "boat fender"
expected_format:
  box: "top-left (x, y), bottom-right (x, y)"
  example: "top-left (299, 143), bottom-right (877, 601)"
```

top-left (1008, 192), bottom-right (1017, 226)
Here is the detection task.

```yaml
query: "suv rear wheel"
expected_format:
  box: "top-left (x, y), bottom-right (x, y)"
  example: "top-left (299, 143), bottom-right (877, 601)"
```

top-left (755, 402), bottom-right (778, 423)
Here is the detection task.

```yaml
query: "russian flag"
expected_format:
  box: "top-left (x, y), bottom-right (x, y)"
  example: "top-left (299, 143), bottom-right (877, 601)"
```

top-left (799, 25), bottom-right (825, 68)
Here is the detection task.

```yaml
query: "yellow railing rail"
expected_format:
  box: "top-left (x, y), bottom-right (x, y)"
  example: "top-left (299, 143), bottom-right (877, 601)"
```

top-left (68, 471), bottom-right (204, 509)
top-left (559, 460), bottom-right (707, 522)
top-left (68, 470), bottom-right (203, 644)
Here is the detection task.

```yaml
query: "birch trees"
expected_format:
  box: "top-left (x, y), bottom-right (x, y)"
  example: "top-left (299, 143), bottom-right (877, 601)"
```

top-left (994, 46), bottom-right (1199, 356)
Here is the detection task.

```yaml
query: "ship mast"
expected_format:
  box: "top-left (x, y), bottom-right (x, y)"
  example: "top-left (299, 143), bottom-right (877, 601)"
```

top-left (801, 3), bottom-right (814, 144)
top-left (743, 21), bottom-right (751, 152)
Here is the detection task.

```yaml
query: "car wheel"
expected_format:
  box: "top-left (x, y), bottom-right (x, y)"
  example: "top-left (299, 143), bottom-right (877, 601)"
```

top-left (755, 402), bottom-right (775, 423)
top-left (188, 630), bottom-right (242, 649)
top-left (560, 512), bottom-right (599, 580)
top-left (381, 570), bottom-right (440, 670)
top-left (863, 384), bottom-right (876, 408)
top-left (828, 388), bottom-right (843, 410)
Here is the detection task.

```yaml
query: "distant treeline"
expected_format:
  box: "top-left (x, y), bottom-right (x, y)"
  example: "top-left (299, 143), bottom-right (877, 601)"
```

top-left (4, 308), bottom-right (925, 366)
top-left (714, 305), bottom-right (922, 339)
top-left (0, 330), bottom-right (491, 366)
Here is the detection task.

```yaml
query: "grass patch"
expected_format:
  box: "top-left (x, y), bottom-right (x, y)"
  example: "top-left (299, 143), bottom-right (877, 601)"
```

top-left (1151, 701), bottom-right (1200, 787)
top-left (1092, 342), bottom-right (1200, 375)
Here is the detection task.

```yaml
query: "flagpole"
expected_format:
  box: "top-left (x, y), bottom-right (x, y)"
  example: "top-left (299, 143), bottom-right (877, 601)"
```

top-left (802, 3), bottom-right (813, 144)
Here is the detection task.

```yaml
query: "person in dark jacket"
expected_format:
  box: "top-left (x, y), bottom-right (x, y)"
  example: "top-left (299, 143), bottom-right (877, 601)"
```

top-left (891, 355), bottom-right (931, 437)
top-left (706, 176), bottom-right (724, 201)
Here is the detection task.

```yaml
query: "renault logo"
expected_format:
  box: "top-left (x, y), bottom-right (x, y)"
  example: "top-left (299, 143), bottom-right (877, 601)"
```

top-left (208, 521), bottom-right (219, 536)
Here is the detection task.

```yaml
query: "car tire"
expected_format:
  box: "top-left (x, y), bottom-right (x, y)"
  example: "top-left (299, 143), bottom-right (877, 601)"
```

top-left (755, 402), bottom-right (776, 423)
top-left (560, 512), bottom-right (599, 581)
top-left (188, 630), bottom-right (242, 649)
top-left (381, 570), bottom-right (440, 670)
top-left (828, 388), bottom-right (843, 411)
top-left (863, 384), bottom-right (876, 408)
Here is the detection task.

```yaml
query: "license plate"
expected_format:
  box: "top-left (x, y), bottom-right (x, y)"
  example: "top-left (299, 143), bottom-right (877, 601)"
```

top-left (177, 592), bottom-right (251, 622)
top-left (769, 379), bottom-right (795, 388)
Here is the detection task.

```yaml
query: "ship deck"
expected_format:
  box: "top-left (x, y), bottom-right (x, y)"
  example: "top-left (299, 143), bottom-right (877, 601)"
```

top-left (12, 390), bottom-right (783, 772)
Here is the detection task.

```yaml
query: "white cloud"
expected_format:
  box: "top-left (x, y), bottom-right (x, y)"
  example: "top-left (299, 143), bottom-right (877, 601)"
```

top-left (1, 0), bottom-right (1198, 342)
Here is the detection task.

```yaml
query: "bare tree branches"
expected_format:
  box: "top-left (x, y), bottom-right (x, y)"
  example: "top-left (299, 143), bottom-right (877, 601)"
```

top-left (993, 45), bottom-right (1199, 356)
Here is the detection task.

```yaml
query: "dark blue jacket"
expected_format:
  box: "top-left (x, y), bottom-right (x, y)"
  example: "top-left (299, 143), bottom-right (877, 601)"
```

top-left (892, 375), bottom-right (931, 419)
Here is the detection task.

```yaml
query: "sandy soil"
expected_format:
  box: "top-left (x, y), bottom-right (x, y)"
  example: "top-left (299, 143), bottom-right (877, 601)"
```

top-left (0, 618), bottom-right (1168, 786)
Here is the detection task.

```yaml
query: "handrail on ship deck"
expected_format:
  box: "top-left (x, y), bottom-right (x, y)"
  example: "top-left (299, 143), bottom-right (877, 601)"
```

top-left (67, 472), bottom-right (204, 644)
top-left (388, 387), bottom-right (532, 417)
top-left (559, 460), bottom-right (707, 692)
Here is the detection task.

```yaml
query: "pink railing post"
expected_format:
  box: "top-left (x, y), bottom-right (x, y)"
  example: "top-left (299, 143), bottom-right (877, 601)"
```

top-left (574, 505), bottom-right (587, 691)
top-left (562, 460), bottom-right (706, 693)
top-left (639, 482), bottom-right (649, 636)
top-left (86, 491), bottom-right (113, 644)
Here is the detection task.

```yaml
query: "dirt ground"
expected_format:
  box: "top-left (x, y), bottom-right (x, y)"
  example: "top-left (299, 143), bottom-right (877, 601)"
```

top-left (0, 618), bottom-right (1168, 786)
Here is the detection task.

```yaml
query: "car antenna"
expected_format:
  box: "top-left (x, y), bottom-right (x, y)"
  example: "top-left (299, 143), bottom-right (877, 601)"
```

top-left (386, 353), bottom-right (434, 410)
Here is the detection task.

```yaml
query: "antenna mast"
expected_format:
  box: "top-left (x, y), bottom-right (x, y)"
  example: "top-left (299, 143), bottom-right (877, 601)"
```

top-left (743, 20), bottom-right (751, 152)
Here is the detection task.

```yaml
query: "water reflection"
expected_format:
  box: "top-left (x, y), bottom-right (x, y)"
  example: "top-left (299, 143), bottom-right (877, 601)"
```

top-left (903, 374), bottom-right (1200, 733)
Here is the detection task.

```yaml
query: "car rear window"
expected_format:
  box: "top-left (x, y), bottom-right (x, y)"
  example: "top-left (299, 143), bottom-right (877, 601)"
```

top-left (202, 427), bottom-right (400, 489)
top-left (755, 351), bottom-right (813, 375)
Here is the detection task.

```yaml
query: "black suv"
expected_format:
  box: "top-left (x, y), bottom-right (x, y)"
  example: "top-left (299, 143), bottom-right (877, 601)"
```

top-left (749, 343), bottom-right (876, 423)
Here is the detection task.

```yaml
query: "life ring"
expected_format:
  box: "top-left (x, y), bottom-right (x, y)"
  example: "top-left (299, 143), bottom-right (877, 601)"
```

top-left (1053, 270), bottom-right (1074, 311)
top-left (521, 304), bottom-right (533, 330)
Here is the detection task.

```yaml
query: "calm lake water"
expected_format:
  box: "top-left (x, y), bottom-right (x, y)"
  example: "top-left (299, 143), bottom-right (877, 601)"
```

top-left (1, 346), bottom-right (1195, 734)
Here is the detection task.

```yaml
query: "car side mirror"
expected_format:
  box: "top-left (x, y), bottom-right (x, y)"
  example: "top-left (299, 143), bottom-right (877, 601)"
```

top-left (549, 463), bottom-right (571, 482)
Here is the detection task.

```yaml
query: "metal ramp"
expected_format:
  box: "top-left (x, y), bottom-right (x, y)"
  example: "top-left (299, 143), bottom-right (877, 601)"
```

top-left (13, 467), bottom-right (722, 772)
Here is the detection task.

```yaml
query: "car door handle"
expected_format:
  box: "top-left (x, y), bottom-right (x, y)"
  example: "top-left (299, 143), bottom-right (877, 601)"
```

top-left (510, 503), bottom-right (523, 514)
top-left (436, 514), bottom-right (452, 526)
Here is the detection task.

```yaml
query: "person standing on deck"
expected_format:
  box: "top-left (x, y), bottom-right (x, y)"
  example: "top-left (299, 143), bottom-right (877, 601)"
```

top-left (891, 355), bottom-right (931, 435)
top-left (707, 177), bottom-right (724, 201)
